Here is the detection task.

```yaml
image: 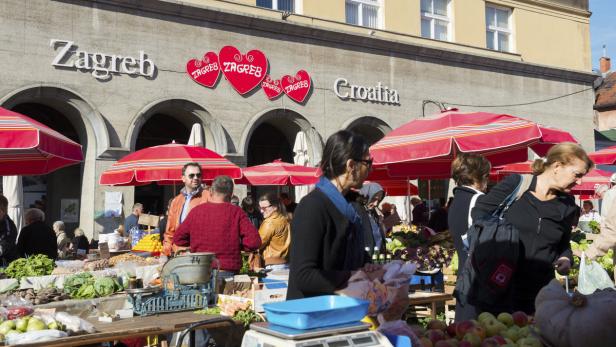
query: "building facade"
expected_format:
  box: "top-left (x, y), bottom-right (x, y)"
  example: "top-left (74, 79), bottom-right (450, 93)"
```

top-left (0, 0), bottom-right (596, 238)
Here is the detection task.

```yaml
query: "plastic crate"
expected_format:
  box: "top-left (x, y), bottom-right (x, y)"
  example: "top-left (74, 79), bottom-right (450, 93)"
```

top-left (263, 295), bottom-right (369, 330)
top-left (410, 270), bottom-right (444, 291)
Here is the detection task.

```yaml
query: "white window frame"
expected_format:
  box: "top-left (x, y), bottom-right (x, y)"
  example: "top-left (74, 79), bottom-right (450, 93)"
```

top-left (420, 0), bottom-right (452, 41)
top-left (345, 0), bottom-right (383, 29)
top-left (485, 4), bottom-right (513, 52)
top-left (257, 0), bottom-right (303, 15)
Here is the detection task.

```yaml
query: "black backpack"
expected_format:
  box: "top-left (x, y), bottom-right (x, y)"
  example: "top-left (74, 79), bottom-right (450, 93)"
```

top-left (455, 174), bottom-right (532, 312)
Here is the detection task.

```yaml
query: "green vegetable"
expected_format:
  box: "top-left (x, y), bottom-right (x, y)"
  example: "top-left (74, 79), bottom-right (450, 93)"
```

top-left (195, 307), bottom-right (221, 315)
top-left (94, 277), bottom-right (116, 297)
top-left (233, 309), bottom-right (262, 327)
top-left (4, 255), bottom-right (55, 280)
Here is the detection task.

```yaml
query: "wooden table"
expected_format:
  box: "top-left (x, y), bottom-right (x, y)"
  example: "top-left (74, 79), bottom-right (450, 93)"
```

top-left (409, 291), bottom-right (453, 319)
top-left (5, 311), bottom-right (235, 347)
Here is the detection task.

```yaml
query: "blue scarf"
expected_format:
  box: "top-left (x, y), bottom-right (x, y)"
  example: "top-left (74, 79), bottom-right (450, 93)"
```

top-left (316, 177), bottom-right (365, 270)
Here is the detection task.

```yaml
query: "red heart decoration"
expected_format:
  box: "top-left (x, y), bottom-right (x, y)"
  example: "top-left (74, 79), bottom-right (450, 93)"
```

top-left (261, 75), bottom-right (283, 100)
top-left (219, 46), bottom-right (268, 95)
top-left (186, 52), bottom-right (221, 88)
top-left (281, 70), bottom-right (312, 103)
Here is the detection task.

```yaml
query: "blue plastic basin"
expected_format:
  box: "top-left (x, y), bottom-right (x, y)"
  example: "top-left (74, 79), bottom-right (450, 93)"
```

top-left (263, 295), bottom-right (369, 330)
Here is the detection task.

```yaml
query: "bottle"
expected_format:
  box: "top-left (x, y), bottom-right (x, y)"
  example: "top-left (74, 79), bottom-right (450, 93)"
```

top-left (379, 252), bottom-right (385, 264)
top-left (386, 254), bottom-right (392, 264)
top-left (372, 247), bottom-right (379, 263)
top-left (365, 247), bottom-right (371, 257)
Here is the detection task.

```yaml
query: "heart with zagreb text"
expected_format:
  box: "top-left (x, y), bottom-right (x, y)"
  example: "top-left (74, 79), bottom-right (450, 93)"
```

top-left (186, 52), bottom-right (221, 88)
top-left (218, 45), bottom-right (268, 95)
top-left (281, 70), bottom-right (311, 103)
top-left (261, 75), bottom-right (283, 100)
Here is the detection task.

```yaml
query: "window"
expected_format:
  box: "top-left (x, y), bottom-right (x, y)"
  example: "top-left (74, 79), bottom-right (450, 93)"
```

top-left (346, 0), bottom-right (381, 29)
top-left (485, 5), bottom-right (512, 52)
top-left (420, 0), bottom-right (450, 41)
top-left (257, 0), bottom-right (296, 13)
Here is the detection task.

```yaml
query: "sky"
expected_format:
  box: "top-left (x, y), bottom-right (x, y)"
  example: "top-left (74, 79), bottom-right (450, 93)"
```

top-left (590, 0), bottom-right (616, 70)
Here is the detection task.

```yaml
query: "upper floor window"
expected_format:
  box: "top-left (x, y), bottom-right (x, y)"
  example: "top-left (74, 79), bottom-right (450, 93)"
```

top-left (257, 0), bottom-right (296, 13)
top-left (346, 0), bottom-right (381, 29)
top-left (420, 0), bottom-right (451, 41)
top-left (485, 5), bottom-right (512, 52)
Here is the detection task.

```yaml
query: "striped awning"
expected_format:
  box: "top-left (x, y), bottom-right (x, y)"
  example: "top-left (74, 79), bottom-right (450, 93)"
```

top-left (236, 159), bottom-right (319, 186)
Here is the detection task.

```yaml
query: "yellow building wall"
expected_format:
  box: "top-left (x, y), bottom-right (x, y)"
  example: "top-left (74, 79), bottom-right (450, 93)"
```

top-left (384, 0), bottom-right (419, 35)
top-left (452, 0), bottom-right (486, 46)
top-left (514, 7), bottom-right (590, 71)
top-left (302, 0), bottom-right (345, 22)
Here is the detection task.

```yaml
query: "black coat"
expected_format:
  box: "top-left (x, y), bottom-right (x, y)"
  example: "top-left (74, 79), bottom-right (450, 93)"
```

top-left (472, 175), bottom-right (577, 313)
top-left (448, 186), bottom-right (482, 267)
top-left (0, 216), bottom-right (19, 266)
top-left (351, 201), bottom-right (386, 254)
top-left (287, 189), bottom-right (368, 300)
top-left (17, 221), bottom-right (58, 260)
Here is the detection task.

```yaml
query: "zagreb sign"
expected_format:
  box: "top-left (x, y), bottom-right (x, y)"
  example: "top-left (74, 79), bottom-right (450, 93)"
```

top-left (186, 45), bottom-right (312, 104)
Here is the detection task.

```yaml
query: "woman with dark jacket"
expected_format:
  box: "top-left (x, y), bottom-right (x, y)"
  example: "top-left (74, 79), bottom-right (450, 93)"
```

top-left (287, 130), bottom-right (378, 299)
top-left (472, 143), bottom-right (593, 314)
top-left (448, 153), bottom-right (491, 321)
top-left (358, 183), bottom-right (387, 254)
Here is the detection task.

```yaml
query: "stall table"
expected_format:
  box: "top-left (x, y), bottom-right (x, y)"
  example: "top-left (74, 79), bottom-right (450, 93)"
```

top-left (5, 312), bottom-right (234, 347)
top-left (408, 291), bottom-right (453, 319)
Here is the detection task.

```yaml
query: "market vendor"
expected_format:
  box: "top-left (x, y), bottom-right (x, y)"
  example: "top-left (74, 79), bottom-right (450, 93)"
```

top-left (287, 130), bottom-right (378, 299)
top-left (0, 194), bottom-right (19, 266)
top-left (163, 162), bottom-right (210, 256)
top-left (173, 175), bottom-right (261, 282)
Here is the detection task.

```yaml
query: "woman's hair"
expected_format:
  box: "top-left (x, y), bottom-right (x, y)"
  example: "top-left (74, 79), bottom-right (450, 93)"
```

top-left (259, 192), bottom-right (287, 217)
top-left (531, 142), bottom-right (594, 175)
top-left (319, 130), bottom-right (370, 179)
top-left (241, 196), bottom-right (256, 211)
top-left (74, 228), bottom-right (85, 237)
top-left (451, 153), bottom-right (491, 186)
top-left (53, 221), bottom-right (65, 231)
top-left (583, 200), bottom-right (593, 209)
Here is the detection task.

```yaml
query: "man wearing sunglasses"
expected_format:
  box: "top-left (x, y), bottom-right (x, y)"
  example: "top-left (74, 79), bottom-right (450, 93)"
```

top-left (163, 162), bottom-right (211, 256)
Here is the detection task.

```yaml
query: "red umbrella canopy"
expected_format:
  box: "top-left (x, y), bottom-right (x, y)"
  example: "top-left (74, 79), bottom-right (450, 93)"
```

top-left (99, 143), bottom-right (242, 186)
top-left (571, 168), bottom-right (613, 195)
top-left (0, 107), bottom-right (84, 175)
top-left (237, 159), bottom-right (319, 186)
top-left (492, 161), bottom-right (535, 175)
top-left (366, 180), bottom-right (418, 197)
top-left (588, 145), bottom-right (616, 165)
top-left (370, 110), bottom-right (577, 179)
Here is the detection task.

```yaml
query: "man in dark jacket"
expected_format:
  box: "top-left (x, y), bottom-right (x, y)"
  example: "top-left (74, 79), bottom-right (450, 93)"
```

top-left (0, 194), bottom-right (19, 266)
top-left (17, 208), bottom-right (58, 259)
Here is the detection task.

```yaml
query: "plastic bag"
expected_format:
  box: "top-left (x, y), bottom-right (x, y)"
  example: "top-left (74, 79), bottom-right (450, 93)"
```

top-left (578, 252), bottom-right (616, 295)
top-left (5, 329), bottom-right (68, 345)
top-left (54, 311), bottom-right (96, 334)
top-left (3, 296), bottom-right (34, 320)
top-left (377, 319), bottom-right (421, 347)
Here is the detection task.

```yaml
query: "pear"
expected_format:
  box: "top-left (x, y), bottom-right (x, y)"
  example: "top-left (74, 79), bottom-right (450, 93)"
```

top-left (26, 317), bottom-right (47, 332)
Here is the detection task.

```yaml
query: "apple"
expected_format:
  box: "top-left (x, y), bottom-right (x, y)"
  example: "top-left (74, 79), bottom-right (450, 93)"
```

top-left (428, 319), bottom-right (448, 331)
top-left (492, 336), bottom-right (507, 345)
top-left (425, 329), bottom-right (447, 344)
top-left (446, 322), bottom-right (458, 337)
top-left (26, 317), bottom-right (47, 332)
top-left (459, 342), bottom-right (473, 347)
top-left (446, 338), bottom-right (460, 347)
top-left (468, 326), bottom-right (487, 340)
top-left (435, 340), bottom-right (457, 347)
top-left (482, 318), bottom-right (507, 337)
top-left (456, 320), bottom-right (478, 339)
top-left (463, 332), bottom-right (482, 347)
top-left (411, 324), bottom-right (427, 337)
top-left (420, 336), bottom-right (434, 347)
top-left (480, 337), bottom-right (501, 347)
top-left (511, 311), bottom-right (528, 327)
top-left (497, 312), bottom-right (514, 327)
top-left (502, 326), bottom-right (521, 342)
top-left (0, 320), bottom-right (16, 335)
top-left (516, 337), bottom-right (542, 347)
top-left (518, 326), bottom-right (530, 338)
top-left (477, 312), bottom-right (496, 324)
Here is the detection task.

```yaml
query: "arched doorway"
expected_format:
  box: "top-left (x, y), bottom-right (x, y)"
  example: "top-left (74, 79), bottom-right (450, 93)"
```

top-left (5, 103), bottom-right (85, 236)
top-left (242, 109), bottom-right (319, 200)
top-left (130, 100), bottom-right (222, 216)
top-left (343, 116), bottom-right (392, 146)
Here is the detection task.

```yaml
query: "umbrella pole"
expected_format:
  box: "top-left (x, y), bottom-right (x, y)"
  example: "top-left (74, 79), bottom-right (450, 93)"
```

top-left (407, 176), bottom-right (411, 224)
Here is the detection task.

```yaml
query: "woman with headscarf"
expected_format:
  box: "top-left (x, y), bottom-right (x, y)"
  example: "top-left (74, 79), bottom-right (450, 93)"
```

top-left (358, 182), bottom-right (387, 254)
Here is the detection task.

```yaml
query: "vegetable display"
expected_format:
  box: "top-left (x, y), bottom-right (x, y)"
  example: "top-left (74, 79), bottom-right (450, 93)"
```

top-left (63, 272), bottom-right (123, 299)
top-left (4, 255), bottom-right (55, 280)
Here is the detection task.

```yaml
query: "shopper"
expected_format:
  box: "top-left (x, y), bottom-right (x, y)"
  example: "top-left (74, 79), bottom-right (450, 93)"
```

top-left (472, 143), bottom-right (593, 314)
top-left (257, 193), bottom-right (291, 270)
top-left (17, 208), bottom-right (57, 259)
top-left (163, 162), bottom-right (210, 256)
top-left (578, 200), bottom-right (601, 232)
top-left (174, 175), bottom-right (261, 282)
top-left (411, 197), bottom-right (428, 226)
top-left (71, 228), bottom-right (90, 255)
top-left (358, 182), bottom-right (387, 253)
top-left (280, 192), bottom-right (298, 214)
top-left (586, 187), bottom-right (616, 260)
top-left (0, 194), bottom-right (19, 266)
top-left (447, 153), bottom-right (491, 321)
top-left (53, 220), bottom-right (71, 257)
top-left (287, 130), bottom-right (378, 299)
top-left (241, 196), bottom-right (263, 229)
top-left (600, 173), bottom-right (616, 220)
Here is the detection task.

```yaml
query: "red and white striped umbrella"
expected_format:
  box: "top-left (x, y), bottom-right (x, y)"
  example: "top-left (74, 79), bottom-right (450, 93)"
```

top-left (236, 159), bottom-right (319, 186)
top-left (0, 107), bottom-right (83, 175)
top-left (588, 145), bottom-right (616, 165)
top-left (99, 143), bottom-right (241, 186)
top-left (369, 110), bottom-right (577, 179)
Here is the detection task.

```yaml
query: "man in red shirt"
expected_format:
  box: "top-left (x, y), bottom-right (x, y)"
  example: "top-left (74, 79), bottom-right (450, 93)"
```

top-left (173, 175), bottom-right (261, 276)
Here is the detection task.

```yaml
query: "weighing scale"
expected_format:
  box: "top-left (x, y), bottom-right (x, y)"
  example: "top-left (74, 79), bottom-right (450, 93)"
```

top-left (241, 321), bottom-right (394, 347)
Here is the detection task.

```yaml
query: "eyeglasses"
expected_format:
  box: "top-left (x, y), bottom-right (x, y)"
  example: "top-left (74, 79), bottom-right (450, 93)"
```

top-left (355, 158), bottom-right (373, 168)
top-left (259, 205), bottom-right (272, 211)
top-left (186, 173), bottom-right (202, 179)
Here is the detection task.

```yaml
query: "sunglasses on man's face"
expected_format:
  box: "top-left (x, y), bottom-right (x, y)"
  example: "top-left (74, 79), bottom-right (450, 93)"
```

top-left (186, 173), bottom-right (202, 179)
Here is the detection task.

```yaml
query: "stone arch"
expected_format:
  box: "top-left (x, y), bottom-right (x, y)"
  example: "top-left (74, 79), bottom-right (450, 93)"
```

top-left (239, 107), bottom-right (323, 167)
top-left (342, 116), bottom-right (392, 145)
top-left (0, 85), bottom-right (106, 239)
top-left (126, 98), bottom-right (228, 154)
